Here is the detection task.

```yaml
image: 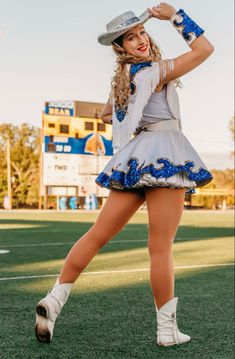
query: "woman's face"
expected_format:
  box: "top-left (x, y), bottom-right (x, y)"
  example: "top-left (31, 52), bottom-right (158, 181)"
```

top-left (122, 24), bottom-right (150, 58)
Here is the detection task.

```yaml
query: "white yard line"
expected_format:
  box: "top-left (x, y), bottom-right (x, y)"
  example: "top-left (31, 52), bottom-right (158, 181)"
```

top-left (0, 263), bottom-right (234, 281)
top-left (0, 238), bottom-right (206, 248)
top-left (0, 228), bottom-right (146, 233)
top-left (0, 209), bottom-right (233, 213)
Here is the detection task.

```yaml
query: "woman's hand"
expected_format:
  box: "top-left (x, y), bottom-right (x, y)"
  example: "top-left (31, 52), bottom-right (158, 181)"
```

top-left (147, 2), bottom-right (177, 20)
top-left (101, 97), bottom-right (113, 124)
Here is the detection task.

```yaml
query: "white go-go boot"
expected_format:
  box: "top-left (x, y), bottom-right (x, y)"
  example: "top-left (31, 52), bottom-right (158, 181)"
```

top-left (155, 297), bottom-right (191, 346)
top-left (35, 279), bottom-right (73, 343)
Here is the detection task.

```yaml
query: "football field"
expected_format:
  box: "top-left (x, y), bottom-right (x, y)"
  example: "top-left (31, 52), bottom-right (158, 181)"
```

top-left (0, 210), bottom-right (234, 359)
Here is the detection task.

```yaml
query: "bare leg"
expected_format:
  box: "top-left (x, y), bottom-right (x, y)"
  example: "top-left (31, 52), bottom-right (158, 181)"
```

top-left (145, 187), bottom-right (186, 309)
top-left (35, 188), bottom-right (146, 343)
top-left (59, 189), bottom-right (146, 283)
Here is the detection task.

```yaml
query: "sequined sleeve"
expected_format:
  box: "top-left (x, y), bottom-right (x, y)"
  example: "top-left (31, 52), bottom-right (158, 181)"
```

top-left (170, 9), bottom-right (204, 47)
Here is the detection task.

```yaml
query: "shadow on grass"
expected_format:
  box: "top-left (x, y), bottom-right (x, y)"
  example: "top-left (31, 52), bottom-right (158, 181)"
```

top-left (0, 219), bottom-right (233, 243)
top-left (0, 265), bottom-right (233, 359)
top-left (0, 218), bottom-right (233, 274)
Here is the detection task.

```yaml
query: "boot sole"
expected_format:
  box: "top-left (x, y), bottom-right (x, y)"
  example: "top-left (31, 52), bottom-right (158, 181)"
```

top-left (35, 303), bottom-right (51, 344)
top-left (158, 341), bottom-right (177, 347)
top-left (36, 303), bottom-right (48, 318)
top-left (157, 338), bottom-right (191, 346)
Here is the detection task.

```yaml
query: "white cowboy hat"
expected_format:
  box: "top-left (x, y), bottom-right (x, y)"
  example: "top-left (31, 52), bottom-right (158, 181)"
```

top-left (97, 10), bottom-right (151, 46)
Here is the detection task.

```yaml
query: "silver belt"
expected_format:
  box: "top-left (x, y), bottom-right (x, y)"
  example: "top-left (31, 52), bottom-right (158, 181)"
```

top-left (133, 119), bottom-right (180, 136)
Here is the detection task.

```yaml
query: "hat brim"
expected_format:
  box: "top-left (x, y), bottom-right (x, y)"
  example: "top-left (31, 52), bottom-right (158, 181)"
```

top-left (97, 10), bottom-right (151, 46)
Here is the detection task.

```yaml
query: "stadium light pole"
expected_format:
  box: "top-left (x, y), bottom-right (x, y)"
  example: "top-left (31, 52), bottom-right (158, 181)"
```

top-left (6, 135), bottom-right (12, 209)
top-left (2, 30), bottom-right (12, 209)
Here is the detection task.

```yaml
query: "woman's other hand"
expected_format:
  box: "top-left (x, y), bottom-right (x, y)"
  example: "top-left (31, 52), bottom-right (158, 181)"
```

top-left (101, 97), bottom-right (113, 124)
top-left (147, 2), bottom-right (177, 20)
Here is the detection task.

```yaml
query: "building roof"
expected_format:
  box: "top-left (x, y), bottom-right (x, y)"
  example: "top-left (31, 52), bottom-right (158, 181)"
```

top-left (74, 101), bottom-right (105, 118)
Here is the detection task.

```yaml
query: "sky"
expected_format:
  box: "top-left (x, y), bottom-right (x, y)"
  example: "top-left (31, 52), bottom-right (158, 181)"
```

top-left (0, 0), bottom-right (234, 169)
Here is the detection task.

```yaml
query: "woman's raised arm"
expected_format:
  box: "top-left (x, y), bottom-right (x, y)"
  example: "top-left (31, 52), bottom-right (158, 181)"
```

top-left (147, 3), bottom-right (215, 83)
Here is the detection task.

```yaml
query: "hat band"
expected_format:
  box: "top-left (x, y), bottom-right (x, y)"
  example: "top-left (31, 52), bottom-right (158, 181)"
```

top-left (114, 16), bottom-right (140, 31)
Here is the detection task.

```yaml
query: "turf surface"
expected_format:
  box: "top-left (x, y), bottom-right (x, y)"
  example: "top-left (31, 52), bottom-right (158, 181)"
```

top-left (0, 210), bottom-right (234, 359)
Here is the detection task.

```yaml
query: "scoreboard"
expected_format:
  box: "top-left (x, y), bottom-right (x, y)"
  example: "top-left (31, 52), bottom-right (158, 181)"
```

top-left (42, 100), bottom-right (113, 197)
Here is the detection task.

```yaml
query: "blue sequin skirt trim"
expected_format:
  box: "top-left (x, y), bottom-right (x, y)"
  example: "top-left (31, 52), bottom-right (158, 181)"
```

top-left (95, 129), bottom-right (213, 195)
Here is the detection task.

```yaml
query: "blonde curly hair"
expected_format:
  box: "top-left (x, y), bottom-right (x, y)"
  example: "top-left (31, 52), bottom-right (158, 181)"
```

top-left (110, 33), bottom-right (182, 109)
top-left (110, 31), bottom-right (181, 110)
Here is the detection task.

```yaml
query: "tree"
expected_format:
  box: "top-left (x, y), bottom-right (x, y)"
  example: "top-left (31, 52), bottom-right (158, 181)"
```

top-left (0, 123), bottom-right (41, 207)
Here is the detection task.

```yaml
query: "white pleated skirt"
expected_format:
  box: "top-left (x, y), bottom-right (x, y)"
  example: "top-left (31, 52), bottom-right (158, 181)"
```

top-left (95, 123), bottom-right (213, 195)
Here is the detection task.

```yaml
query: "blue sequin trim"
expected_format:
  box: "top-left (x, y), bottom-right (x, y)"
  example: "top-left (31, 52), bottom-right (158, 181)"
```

top-left (95, 157), bottom-right (213, 194)
top-left (172, 8), bottom-right (204, 45)
top-left (114, 61), bottom-right (153, 121)
top-left (130, 81), bottom-right (136, 95)
top-left (130, 61), bottom-right (152, 95)
top-left (130, 61), bottom-right (152, 77)
top-left (114, 16), bottom-right (139, 31)
top-left (114, 105), bottom-right (128, 122)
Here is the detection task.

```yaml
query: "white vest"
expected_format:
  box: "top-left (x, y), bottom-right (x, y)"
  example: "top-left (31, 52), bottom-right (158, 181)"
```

top-left (111, 61), bottom-right (183, 154)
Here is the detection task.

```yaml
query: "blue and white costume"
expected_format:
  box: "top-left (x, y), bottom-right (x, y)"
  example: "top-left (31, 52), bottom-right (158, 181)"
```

top-left (95, 60), bottom-right (213, 195)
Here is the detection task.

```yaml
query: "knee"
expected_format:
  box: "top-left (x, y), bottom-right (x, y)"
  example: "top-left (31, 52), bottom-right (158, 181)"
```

top-left (148, 235), bottom-right (173, 257)
top-left (87, 225), bottom-right (113, 248)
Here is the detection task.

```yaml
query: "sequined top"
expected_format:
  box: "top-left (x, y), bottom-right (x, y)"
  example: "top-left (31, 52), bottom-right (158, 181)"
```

top-left (139, 85), bottom-right (175, 126)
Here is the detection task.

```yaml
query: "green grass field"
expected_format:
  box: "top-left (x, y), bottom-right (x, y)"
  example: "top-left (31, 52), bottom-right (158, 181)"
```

top-left (0, 210), bottom-right (234, 359)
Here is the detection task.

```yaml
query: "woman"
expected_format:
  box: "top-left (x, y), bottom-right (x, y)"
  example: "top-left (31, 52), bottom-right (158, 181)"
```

top-left (35, 3), bottom-right (214, 347)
